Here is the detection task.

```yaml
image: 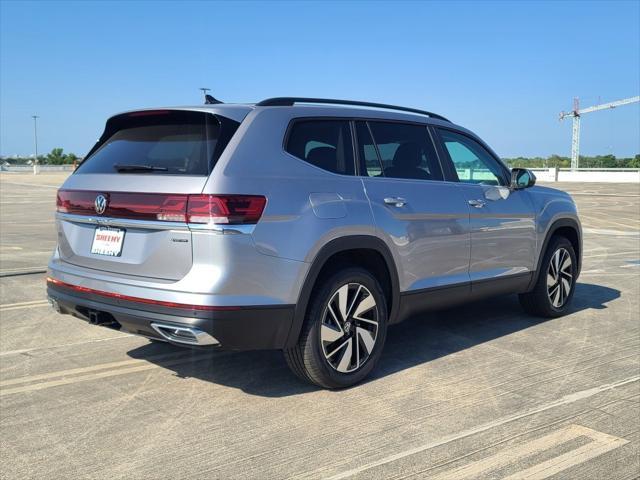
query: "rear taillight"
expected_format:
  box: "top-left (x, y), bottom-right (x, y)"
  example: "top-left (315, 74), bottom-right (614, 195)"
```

top-left (187, 195), bottom-right (266, 225)
top-left (56, 190), bottom-right (266, 226)
top-left (56, 190), bottom-right (189, 221)
top-left (57, 189), bottom-right (93, 214)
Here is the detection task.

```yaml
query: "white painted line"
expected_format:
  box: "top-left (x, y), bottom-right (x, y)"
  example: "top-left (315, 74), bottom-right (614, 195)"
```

top-left (0, 200), bottom-right (54, 205)
top-left (0, 301), bottom-right (49, 312)
top-left (0, 352), bottom-right (216, 396)
top-left (326, 376), bottom-right (639, 480)
top-left (431, 424), bottom-right (627, 480)
top-left (0, 181), bottom-right (60, 188)
top-left (0, 268), bottom-right (48, 278)
top-left (583, 228), bottom-right (640, 237)
top-left (502, 427), bottom-right (627, 479)
top-left (0, 357), bottom-right (148, 387)
top-left (0, 363), bottom-right (169, 396)
top-left (569, 192), bottom-right (640, 198)
top-left (0, 349), bottom-right (193, 386)
top-left (0, 266), bottom-right (46, 273)
top-left (579, 273), bottom-right (639, 277)
top-left (0, 335), bottom-right (134, 357)
top-left (583, 251), bottom-right (639, 259)
top-left (0, 300), bottom-right (49, 308)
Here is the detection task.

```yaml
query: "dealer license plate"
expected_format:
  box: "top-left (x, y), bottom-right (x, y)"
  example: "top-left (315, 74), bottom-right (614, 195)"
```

top-left (91, 227), bottom-right (125, 257)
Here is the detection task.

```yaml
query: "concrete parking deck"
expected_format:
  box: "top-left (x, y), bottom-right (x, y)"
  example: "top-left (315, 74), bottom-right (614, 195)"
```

top-left (1, 173), bottom-right (638, 479)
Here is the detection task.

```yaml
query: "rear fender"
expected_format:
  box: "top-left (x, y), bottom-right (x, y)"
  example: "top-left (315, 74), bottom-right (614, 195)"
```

top-left (284, 235), bottom-right (400, 348)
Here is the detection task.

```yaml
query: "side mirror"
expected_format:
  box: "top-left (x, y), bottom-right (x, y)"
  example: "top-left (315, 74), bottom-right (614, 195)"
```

top-left (510, 168), bottom-right (536, 190)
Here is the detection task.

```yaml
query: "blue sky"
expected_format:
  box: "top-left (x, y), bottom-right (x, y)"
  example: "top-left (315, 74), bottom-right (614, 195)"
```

top-left (1, 0), bottom-right (638, 158)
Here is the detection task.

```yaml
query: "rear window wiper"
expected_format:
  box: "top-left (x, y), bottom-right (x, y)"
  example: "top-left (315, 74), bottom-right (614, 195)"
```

top-left (114, 164), bottom-right (169, 172)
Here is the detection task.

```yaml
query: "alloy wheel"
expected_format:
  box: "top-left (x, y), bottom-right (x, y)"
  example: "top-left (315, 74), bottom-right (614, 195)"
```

top-left (547, 247), bottom-right (573, 308)
top-left (320, 283), bottom-right (379, 373)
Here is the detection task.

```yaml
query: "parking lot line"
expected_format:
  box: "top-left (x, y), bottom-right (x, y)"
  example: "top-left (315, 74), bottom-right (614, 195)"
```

top-left (0, 181), bottom-right (59, 188)
top-left (0, 299), bottom-right (49, 308)
top-left (0, 364), bottom-right (166, 396)
top-left (582, 228), bottom-right (640, 237)
top-left (583, 250), bottom-right (639, 259)
top-left (0, 352), bottom-right (216, 396)
top-left (0, 268), bottom-right (47, 278)
top-left (569, 192), bottom-right (640, 198)
top-left (0, 266), bottom-right (46, 273)
top-left (428, 424), bottom-right (627, 480)
top-left (0, 300), bottom-right (49, 311)
top-left (581, 217), bottom-right (640, 231)
top-left (0, 350), bottom-right (197, 387)
top-left (579, 272), bottom-right (638, 277)
top-left (1, 358), bottom-right (149, 388)
top-left (0, 200), bottom-right (54, 205)
top-left (503, 436), bottom-right (628, 480)
top-left (0, 335), bottom-right (134, 357)
top-left (325, 376), bottom-right (639, 480)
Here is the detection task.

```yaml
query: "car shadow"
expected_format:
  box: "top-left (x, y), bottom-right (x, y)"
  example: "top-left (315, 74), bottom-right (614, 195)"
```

top-left (126, 282), bottom-right (620, 398)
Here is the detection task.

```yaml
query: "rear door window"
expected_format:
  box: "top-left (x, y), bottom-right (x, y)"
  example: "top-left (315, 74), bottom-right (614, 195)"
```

top-left (367, 121), bottom-right (443, 181)
top-left (285, 120), bottom-right (355, 175)
top-left (76, 111), bottom-right (239, 175)
top-left (355, 121), bottom-right (384, 177)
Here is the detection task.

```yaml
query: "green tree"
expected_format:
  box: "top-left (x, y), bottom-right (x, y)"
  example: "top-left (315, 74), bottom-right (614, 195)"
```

top-left (597, 155), bottom-right (617, 168)
top-left (42, 148), bottom-right (79, 165)
top-left (547, 154), bottom-right (569, 168)
top-left (45, 148), bottom-right (66, 165)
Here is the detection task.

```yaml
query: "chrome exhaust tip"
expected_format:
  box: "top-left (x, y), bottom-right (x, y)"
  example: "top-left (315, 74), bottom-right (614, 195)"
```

top-left (150, 323), bottom-right (219, 346)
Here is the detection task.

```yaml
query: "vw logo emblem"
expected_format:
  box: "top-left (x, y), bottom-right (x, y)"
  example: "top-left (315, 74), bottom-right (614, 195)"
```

top-left (94, 194), bottom-right (108, 215)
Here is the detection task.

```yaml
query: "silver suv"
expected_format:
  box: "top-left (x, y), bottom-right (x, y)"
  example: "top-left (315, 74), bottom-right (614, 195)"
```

top-left (47, 97), bottom-right (582, 388)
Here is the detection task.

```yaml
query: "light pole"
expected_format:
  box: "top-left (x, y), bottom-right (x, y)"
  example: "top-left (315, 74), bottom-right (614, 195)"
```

top-left (32, 115), bottom-right (39, 175)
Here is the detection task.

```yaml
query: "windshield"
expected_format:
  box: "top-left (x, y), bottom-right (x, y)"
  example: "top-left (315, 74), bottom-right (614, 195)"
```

top-left (76, 111), bottom-right (238, 175)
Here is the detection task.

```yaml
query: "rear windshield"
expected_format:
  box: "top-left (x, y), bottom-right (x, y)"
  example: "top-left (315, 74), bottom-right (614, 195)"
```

top-left (76, 111), bottom-right (239, 175)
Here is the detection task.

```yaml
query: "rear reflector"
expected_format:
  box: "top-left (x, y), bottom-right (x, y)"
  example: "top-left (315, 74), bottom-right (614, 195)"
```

top-left (46, 277), bottom-right (240, 311)
top-left (56, 190), bottom-right (266, 225)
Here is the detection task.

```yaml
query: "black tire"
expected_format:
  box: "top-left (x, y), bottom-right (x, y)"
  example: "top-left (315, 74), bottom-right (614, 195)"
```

top-left (284, 267), bottom-right (388, 389)
top-left (519, 236), bottom-right (577, 317)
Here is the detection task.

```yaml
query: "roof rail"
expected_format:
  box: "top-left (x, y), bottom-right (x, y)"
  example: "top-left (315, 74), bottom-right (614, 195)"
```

top-left (255, 97), bottom-right (450, 122)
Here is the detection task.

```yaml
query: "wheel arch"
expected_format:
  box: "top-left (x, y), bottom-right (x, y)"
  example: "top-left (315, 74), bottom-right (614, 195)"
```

top-left (528, 218), bottom-right (582, 291)
top-left (284, 236), bottom-right (400, 348)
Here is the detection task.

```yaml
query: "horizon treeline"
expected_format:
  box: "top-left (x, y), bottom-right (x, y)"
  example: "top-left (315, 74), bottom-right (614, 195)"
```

top-left (504, 154), bottom-right (639, 168)
top-left (2, 148), bottom-right (640, 169)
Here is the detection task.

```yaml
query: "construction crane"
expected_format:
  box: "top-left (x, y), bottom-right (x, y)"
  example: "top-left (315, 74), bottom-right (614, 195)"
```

top-left (559, 95), bottom-right (640, 169)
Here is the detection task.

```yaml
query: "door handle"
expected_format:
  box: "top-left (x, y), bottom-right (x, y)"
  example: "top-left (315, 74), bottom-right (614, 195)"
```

top-left (468, 199), bottom-right (486, 208)
top-left (384, 197), bottom-right (407, 207)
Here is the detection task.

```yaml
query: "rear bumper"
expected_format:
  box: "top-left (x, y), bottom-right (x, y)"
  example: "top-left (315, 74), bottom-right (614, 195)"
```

top-left (47, 282), bottom-right (294, 351)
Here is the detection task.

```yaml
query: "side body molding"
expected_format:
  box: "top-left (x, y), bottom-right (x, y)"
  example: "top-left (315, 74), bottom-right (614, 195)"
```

top-left (284, 235), bottom-right (400, 348)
